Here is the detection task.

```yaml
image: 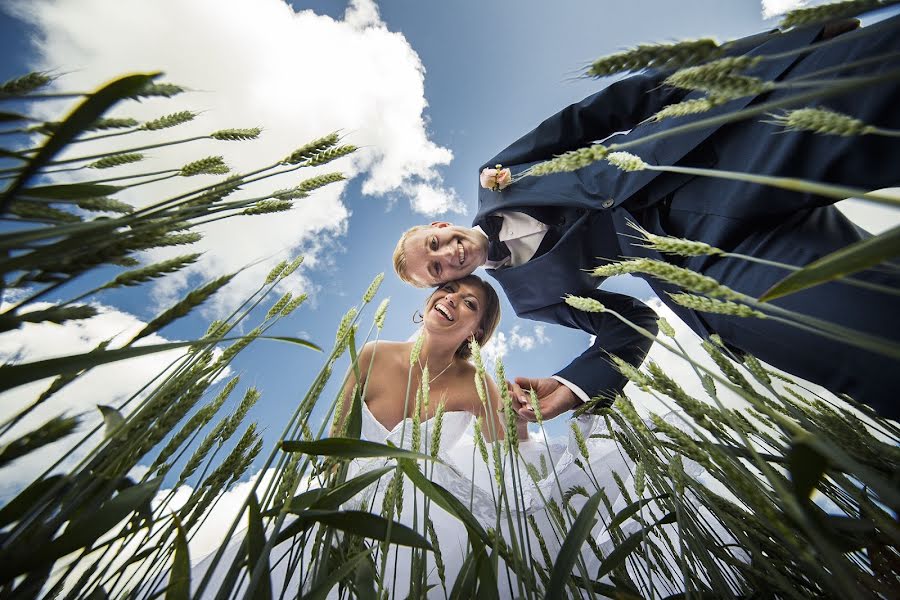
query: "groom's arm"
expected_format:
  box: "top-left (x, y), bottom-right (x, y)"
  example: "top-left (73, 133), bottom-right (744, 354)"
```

top-left (486, 70), bottom-right (686, 169)
top-left (520, 289), bottom-right (659, 402)
top-left (484, 26), bottom-right (787, 171)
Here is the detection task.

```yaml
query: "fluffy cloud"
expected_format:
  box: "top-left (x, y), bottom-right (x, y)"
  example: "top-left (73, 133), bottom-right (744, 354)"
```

top-left (761, 0), bottom-right (807, 18)
top-left (509, 324), bottom-right (549, 352)
top-left (480, 323), bottom-right (550, 370)
top-left (480, 330), bottom-right (508, 370)
top-left (11, 0), bottom-right (459, 312)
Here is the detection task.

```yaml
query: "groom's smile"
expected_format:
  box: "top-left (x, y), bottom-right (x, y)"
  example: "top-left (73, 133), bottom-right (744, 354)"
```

top-left (403, 222), bottom-right (488, 286)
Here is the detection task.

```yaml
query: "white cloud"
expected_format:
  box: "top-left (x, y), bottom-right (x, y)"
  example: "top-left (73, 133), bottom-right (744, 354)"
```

top-left (408, 182), bottom-right (465, 215)
top-left (508, 324), bottom-right (550, 352)
top-left (481, 330), bottom-right (508, 370)
top-left (760, 0), bottom-right (867, 20)
top-left (0, 302), bottom-right (223, 500)
top-left (11, 0), bottom-right (459, 312)
top-left (480, 324), bottom-right (548, 371)
top-left (761, 0), bottom-right (807, 19)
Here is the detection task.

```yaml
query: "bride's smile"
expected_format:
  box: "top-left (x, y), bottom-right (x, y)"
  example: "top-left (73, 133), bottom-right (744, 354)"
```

top-left (424, 281), bottom-right (484, 344)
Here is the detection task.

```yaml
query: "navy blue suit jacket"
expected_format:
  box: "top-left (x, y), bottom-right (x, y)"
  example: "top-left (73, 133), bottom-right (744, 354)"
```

top-left (473, 25), bottom-right (827, 400)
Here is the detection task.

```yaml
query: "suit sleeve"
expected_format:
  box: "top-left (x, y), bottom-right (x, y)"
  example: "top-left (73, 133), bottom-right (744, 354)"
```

top-left (487, 70), bottom-right (686, 169)
top-left (484, 27), bottom-right (784, 170)
top-left (519, 289), bottom-right (659, 399)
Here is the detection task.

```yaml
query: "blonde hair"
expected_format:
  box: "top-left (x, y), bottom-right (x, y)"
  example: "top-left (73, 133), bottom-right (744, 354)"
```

top-left (425, 275), bottom-right (501, 360)
top-left (393, 225), bottom-right (431, 287)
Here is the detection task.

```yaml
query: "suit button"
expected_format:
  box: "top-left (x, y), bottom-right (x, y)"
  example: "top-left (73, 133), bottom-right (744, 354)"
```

top-left (601, 198), bottom-right (614, 209)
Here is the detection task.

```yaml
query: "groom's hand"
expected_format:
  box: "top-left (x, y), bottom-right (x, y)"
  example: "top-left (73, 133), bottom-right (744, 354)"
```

top-left (511, 377), bottom-right (579, 422)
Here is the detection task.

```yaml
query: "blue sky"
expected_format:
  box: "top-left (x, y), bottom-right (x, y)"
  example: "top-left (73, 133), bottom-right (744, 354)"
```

top-left (5, 0), bottom-right (895, 508)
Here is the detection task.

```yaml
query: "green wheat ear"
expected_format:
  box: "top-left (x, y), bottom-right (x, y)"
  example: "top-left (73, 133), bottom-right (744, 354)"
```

top-left (374, 298), bottom-right (390, 330)
top-left (209, 127), bottom-right (262, 141)
top-left (0, 71), bottom-right (54, 95)
top-left (526, 144), bottom-right (608, 176)
top-left (88, 153), bottom-right (145, 169)
top-left (651, 96), bottom-right (726, 121)
top-left (586, 38), bottom-right (723, 77)
top-left (669, 293), bottom-right (766, 318)
top-left (243, 200), bottom-right (293, 215)
top-left (564, 294), bottom-right (606, 313)
top-left (769, 107), bottom-right (875, 136)
top-left (606, 151), bottom-right (648, 172)
top-left (780, 0), bottom-right (880, 28)
top-left (131, 81), bottom-right (185, 99)
top-left (179, 155), bottom-right (229, 176)
top-left (282, 132), bottom-right (340, 164)
top-left (130, 273), bottom-right (234, 343)
top-left (363, 272), bottom-right (384, 303)
top-left (140, 111), bottom-right (196, 131)
top-left (627, 220), bottom-right (724, 257)
top-left (665, 64), bottom-right (772, 100)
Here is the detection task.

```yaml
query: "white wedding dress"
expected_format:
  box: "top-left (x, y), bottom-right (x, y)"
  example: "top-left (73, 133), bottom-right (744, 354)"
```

top-left (186, 402), bottom-right (706, 599)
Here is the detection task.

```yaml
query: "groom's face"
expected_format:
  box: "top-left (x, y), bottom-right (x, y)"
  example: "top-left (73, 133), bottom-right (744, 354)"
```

top-left (403, 222), bottom-right (488, 286)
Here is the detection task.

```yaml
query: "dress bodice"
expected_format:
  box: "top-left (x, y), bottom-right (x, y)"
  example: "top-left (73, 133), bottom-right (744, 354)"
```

top-left (360, 401), bottom-right (473, 452)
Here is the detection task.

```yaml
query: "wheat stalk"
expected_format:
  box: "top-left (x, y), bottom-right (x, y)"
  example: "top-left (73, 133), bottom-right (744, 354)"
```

top-left (140, 111), bottom-right (196, 131)
top-left (586, 38), bottom-right (724, 77)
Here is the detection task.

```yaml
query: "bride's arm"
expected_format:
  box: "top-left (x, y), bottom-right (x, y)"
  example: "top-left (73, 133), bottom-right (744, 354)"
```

top-left (331, 341), bottom-right (376, 436)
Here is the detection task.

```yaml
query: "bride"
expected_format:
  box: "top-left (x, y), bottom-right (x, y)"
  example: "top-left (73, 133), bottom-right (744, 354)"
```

top-left (333, 274), bottom-right (524, 444)
top-left (324, 275), bottom-right (692, 598)
top-left (188, 275), bottom-right (695, 598)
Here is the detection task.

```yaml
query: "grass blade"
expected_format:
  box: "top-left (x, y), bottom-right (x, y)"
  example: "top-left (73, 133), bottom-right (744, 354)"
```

top-left (398, 459), bottom-right (491, 545)
top-left (596, 512), bottom-right (676, 580)
top-left (20, 183), bottom-right (123, 199)
top-left (0, 339), bottom-right (210, 394)
top-left (166, 516), bottom-right (190, 600)
top-left (0, 477), bottom-right (162, 583)
top-left (97, 405), bottom-right (125, 439)
top-left (788, 434), bottom-right (828, 501)
top-left (274, 509), bottom-right (432, 549)
top-left (281, 438), bottom-right (437, 463)
top-left (0, 475), bottom-right (66, 528)
top-left (547, 490), bottom-right (603, 600)
top-left (258, 335), bottom-right (322, 352)
top-left (299, 548), bottom-right (372, 600)
top-left (246, 493), bottom-right (272, 600)
top-left (1, 72), bottom-right (159, 212)
top-left (760, 224), bottom-right (900, 301)
top-left (607, 494), bottom-right (669, 530)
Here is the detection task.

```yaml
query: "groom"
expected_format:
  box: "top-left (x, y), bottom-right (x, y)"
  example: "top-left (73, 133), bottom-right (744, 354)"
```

top-left (393, 15), bottom-right (900, 421)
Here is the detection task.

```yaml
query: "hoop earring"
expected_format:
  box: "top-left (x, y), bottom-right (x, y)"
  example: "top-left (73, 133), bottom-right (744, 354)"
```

top-left (412, 310), bottom-right (424, 324)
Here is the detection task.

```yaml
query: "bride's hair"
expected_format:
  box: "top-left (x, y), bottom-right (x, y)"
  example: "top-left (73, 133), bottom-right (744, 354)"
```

top-left (425, 274), bottom-right (500, 360)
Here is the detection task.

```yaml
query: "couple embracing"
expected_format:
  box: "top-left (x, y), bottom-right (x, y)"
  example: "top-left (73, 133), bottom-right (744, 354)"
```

top-left (194, 13), bottom-right (900, 598)
top-left (328, 13), bottom-right (900, 594)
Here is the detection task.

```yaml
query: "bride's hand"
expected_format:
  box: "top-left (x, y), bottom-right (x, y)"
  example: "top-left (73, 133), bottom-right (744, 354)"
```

top-left (510, 377), bottom-right (579, 422)
top-left (480, 167), bottom-right (511, 190)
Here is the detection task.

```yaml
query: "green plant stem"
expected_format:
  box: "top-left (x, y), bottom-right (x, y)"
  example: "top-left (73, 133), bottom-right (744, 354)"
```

top-left (720, 251), bottom-right (900, 296)
top-left (643, 163), bottom-right (900, 209)
top-left (609, 67), bottom-right (900, 155)
top-left (197, 308), bottom-right (364, 600)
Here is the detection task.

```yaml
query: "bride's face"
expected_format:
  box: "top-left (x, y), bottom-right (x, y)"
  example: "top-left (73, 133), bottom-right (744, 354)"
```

top-left (423, 280), bottom-right (486, 345)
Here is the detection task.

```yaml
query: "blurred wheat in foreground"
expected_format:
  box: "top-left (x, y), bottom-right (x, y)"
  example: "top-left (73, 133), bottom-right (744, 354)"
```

top-left (1, 1), bottom-right (899, 597)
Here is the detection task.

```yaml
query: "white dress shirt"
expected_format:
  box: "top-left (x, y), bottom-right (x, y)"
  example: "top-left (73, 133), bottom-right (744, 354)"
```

top-left (474, 211), bottom-right (591, 406)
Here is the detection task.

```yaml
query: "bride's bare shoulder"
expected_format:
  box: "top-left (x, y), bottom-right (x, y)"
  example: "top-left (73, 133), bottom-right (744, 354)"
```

top-left (359, 340), bottom-right (411, 370)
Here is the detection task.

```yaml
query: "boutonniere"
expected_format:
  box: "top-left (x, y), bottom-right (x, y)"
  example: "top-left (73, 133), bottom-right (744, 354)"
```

top-left (480, 165), bottom-right (513, 192)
